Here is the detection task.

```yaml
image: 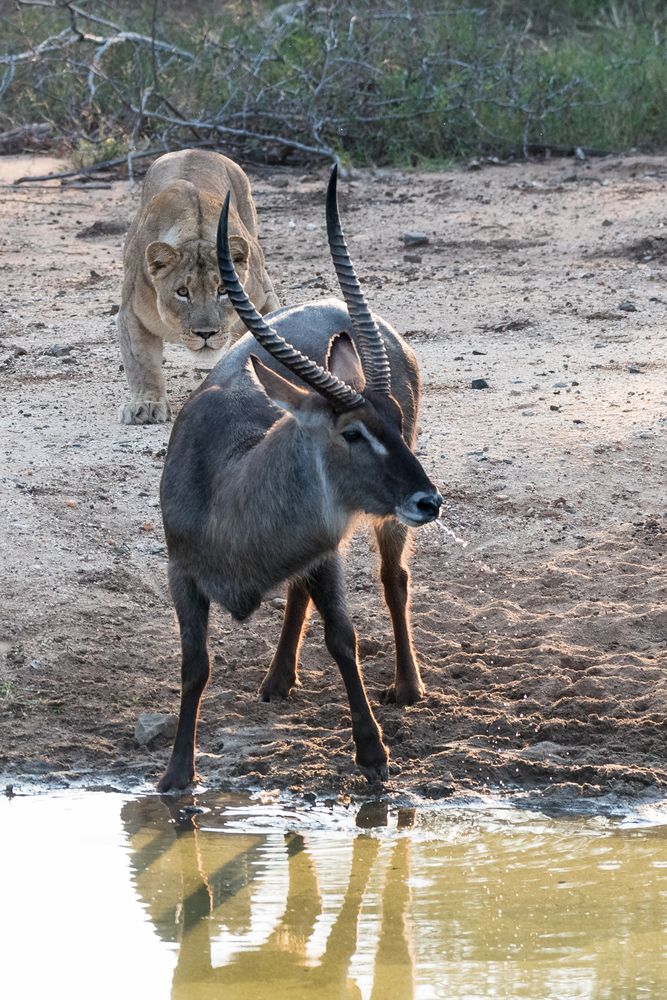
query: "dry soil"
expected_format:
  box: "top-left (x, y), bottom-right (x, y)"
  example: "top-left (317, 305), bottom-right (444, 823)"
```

top-left (1, 151), bottom-right (665, 812)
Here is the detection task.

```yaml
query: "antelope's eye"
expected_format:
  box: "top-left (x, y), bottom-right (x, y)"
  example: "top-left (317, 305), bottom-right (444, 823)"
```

top-left (176, 286), bottom-right (189, 298)
top-left (342, 427), bottom-right (363, 443)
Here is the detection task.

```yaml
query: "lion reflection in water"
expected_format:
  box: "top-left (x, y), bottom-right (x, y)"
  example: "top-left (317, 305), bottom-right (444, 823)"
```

top-left (122, 798), bottom-right (415, 999)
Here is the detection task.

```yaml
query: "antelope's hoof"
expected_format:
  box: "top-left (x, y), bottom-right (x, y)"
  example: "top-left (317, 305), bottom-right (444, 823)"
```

top-left (158, 761), bottom-right (194, 793)
top-left (358, 760), bottom-right (389, 784)
top-left (258, 673), bottom-right (298, 702)
top-left (382, 681), bottom-right (425, 707)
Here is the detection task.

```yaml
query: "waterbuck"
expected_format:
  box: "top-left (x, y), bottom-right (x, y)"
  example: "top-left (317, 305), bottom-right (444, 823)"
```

top-left (158, 167), bottom-right (441, 792)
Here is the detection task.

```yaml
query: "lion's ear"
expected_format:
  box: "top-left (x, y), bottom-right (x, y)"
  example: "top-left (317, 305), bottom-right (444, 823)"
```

top-left (228, 235), bottom-right (250, 266)
top-left (146, 241), bottom-right (180, 276)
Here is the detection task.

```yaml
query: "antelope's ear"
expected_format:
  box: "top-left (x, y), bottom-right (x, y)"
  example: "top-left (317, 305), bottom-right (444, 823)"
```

top-left (327, 332), bottom-right (366, 392)
top-left (248, 355), bottom-right (309, 414)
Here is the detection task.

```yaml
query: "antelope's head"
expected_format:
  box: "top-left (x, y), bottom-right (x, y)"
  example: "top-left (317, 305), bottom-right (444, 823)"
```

top-left (217, 167), bottom-right (442, 528)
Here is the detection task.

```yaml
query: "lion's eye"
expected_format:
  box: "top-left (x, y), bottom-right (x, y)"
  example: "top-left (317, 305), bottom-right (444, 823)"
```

top-left (176, 286), bottom-right (189, 298)
top-left (342, 427), bottom-right (363, 444)
top-left (217, 286), bottom-right (225, 296)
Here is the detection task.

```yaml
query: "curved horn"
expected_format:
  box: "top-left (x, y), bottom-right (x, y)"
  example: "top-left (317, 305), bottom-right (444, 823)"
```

top-left (326, 165), bottom-right (392, 394)
top-left (217, 193), bottom-right (364, 411)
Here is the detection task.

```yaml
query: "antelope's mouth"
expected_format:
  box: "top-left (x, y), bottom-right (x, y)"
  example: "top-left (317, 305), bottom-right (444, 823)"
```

top-left (395, 490), bottom-right (443, 527)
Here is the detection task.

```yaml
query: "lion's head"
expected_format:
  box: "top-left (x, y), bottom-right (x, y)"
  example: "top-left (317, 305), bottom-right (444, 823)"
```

top-left (145, 237), bottom-right (250, 352)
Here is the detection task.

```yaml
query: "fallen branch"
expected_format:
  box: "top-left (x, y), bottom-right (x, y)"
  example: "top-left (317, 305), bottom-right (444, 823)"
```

top-left (12, 146), bottom-right (169, 183)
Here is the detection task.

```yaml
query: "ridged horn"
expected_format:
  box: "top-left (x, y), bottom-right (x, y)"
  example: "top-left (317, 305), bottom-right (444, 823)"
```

top-left (326, 165), bottom-right (392, 394)
top-left (217, 193), bottom-right (364, 411)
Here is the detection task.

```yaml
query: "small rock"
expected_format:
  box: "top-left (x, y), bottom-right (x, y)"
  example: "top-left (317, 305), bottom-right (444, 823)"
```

top-left (400, 231), bottom-right (430, 247)
top-left (45, 344), bottom-right (74, 357)
top-left (403, 252), bottom-right (422, 264)
top-left (13, 346), bottom-right (28, 357)
top-left (618, 301), bottom-right (637, 312)
top-left (422, 781), bottom-right (454, 799)
top-left (108, 304), bottom-right (120, 316)
top-left (628, 365), bottom-right (642, 374)
top-left (521, 409), bottom-right (535, 416)
top-left (471, 349), bottom-right (487, 356)
top-left (270, 176), bottom-right (289, 188)
top-left (178, 805), bottom-right (205, 818)
top-left (270, 597), bottom-right (287, 610)
top-left (140, 521), bottom-right (155, 533)
top-left (134, 713), bottom-right (178, 746)
top-left (602, 219), bottom-right (613, 227)
top-left (518, 741), bottom-right (568, 762)
top-left (471, 377), bottom-right (489, 390)
top-left (65, 498), bottom-right (78, 509)
top-left (550, 404), bottom-right (560, 411)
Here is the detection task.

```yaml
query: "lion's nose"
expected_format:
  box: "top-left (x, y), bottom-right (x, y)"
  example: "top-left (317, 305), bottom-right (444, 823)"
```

top-left (192, 330), bottom-right (218, 341)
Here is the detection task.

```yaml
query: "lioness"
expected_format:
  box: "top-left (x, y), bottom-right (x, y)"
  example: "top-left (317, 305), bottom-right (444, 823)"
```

top-left (117, 149), bottom-right (279, 424)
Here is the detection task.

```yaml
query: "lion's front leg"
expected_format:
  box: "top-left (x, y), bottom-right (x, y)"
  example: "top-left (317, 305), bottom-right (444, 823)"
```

top-left (117, 310), bottom-right (171, 425)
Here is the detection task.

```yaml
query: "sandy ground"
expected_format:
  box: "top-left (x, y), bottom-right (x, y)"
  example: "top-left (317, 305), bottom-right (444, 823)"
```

top-left (0, 151), bottom-right (665, 811)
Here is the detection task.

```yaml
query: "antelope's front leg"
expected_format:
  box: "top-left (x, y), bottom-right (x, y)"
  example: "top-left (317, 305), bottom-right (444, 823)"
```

top-left (306, 557), bottom-right (388, 782)
top-left (375, 519), bottom-right (425, 705)
top-left (158, 566), bottom-right (210, 792)
top-left (259, 580), bottom-right (311, 701)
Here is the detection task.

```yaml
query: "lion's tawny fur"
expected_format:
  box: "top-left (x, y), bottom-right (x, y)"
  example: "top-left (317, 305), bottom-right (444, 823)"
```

top-left (117, 149), bottom-right (279, 425)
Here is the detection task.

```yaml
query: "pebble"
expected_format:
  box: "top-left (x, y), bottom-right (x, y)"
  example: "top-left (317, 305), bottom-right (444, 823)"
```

top-left (134, 713), bottom-right (178, 746)
top-left (618, 301), bottom-right (637, 312)
top-left (471, 378), bottom-right (489, 390)
top-left (628, 365), bottom-right (642, 374)
top-left (45, 344), bottom-right (74, 357)
top-left (521, 409), bottom-right (535, 416)
top-left (401, 231), bottom-right (430, 247)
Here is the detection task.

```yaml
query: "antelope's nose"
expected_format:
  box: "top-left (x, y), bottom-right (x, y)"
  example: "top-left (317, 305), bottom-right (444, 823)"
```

top-left (414, 491), bottom-right (442, 519)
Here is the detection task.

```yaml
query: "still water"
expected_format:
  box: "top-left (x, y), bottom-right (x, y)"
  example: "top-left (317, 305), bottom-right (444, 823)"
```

top-left (2, 792), bottom-right (667, 999)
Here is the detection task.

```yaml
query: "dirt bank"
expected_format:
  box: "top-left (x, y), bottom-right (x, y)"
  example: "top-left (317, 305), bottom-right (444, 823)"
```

top-left (1, 152), bottom-right (665, 811)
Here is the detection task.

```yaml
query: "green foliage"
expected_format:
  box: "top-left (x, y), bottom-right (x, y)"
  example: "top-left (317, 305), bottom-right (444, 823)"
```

top-left (2, 0), bottom-right (667, 165)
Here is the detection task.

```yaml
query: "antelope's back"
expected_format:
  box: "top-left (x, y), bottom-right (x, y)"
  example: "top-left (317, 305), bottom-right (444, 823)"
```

top-left (207, 297), bottom-right (421, 441)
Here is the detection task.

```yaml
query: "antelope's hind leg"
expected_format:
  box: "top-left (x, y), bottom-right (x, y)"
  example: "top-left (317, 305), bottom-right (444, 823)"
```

top-left (375, 518), bottom-right (425, 706)
top-left (259, 579), bottom-right (311, 701)
top-left (158, 565), bottom-right (210, 792)
top-left (306, 556), bottom-right (388, 782)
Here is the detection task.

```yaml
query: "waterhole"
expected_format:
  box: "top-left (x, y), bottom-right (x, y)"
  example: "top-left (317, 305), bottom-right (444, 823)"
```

top-left (2, 792), bottom-right (666, 998)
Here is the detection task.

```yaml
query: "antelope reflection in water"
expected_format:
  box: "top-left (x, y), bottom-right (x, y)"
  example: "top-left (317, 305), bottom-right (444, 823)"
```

top-left (121, 798), bottom-right (415, 999)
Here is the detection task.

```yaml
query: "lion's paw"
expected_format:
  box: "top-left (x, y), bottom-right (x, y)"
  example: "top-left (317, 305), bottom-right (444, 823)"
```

top-left (119, 398), bottom-right (171, 425)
